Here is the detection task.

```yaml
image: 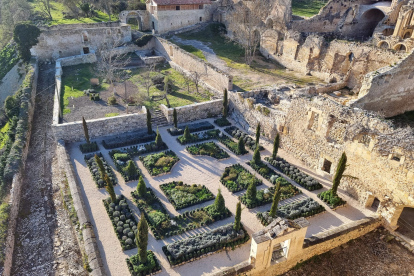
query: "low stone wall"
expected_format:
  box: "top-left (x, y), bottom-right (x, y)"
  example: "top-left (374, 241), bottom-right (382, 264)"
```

top-left (52, 108), bottom-right (147, 142)
top-left (57, 53), bottom-right (97, 67)
top-left (159, 99), bottom-right (222, 124)
top-left (56, 141), bottom-right (107, 276)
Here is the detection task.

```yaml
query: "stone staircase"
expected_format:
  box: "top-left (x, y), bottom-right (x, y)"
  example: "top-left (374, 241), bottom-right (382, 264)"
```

top-left (151, 110), bottom-right (170, 127)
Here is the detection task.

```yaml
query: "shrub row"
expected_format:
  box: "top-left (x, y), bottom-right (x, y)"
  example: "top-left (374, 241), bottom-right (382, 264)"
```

top-left (213, 117), bottom-right (231, 127)
top-left (218, 135), bottom-right (248, 155)
top-left (177, 129), bottom-right (220, 145)
top-left (220, 164), bottom-right (262, 193)
top-left (139, 150), bottom-right (179, 176)
top-left (247, 161), bottom-right (280, 182)
top-left (108, 150), bottom-right (142, 182)
top-left (102, 130), bottom-right (156, 149)
top-left (318, 190), bottom-right (347, 209)
top-left (167, 121), bottom-right (214, 136)
top-left (186, 142), bottom-right (229, 160)
top-left (224, 126), bottom-right (264, 151)
top-left (265, 157), bottom-right (323, 191)
top-left (84, 152), bottom-right (117, 188)
top-left (79, 141), bottom-right (99, 154)
top-left (117, 142), bottom-right (168, 157)
top-left (126, 250), bottom-right (161, 276)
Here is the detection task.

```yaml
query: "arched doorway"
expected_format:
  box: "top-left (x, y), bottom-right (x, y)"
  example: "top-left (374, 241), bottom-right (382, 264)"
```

top-left (358, 9), bottom-right (386, 38)
top-left (378, 41), bottom-right (389, 49)
top-left (397, 207), bottom-right (414, 240)
top-left (394, 44), bottom-right (407, 52)
top-left (265, 18), bottom-right (274, 29)
top-left (403, 31), bottom-right (412, 39)
top-left (382, 28), bottom-right (394, 36)
top-left (127, 15), bottom-right (142, 30)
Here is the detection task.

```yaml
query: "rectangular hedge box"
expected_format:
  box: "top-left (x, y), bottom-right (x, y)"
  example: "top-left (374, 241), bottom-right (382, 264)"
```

top-left (177, 129), bottom-right (220, 145)
top-left (115, 142), bottom-right (168, 158)
top-left (109, 150), bottom-right (142, 182)
top-left (126, 251), bottom-right (162, 276)
top-left (131, 188), bottom-right (231, 240)
top-left (265, 157), bottom-right (323, 191)
top-left (160, 181), bottom-right (215, 210)
top-left (139, 150), bottom-right (180, 176)
top-left (214, 117), bottom-right (231, 127)
top-left (103, 195), bottom-right (138, 251)
top-left (84, 152), bottom-right (117, 188)
top-left (257, 198), bottom-right (326, 226)
top-left (162, 223), bottom-right (250, 267)
top-left (218, 134), bottom-right (248, 155)
top-left (247, 160), bottom-right (281, 182)
top-left (186, 142), bottom-right (230, 160)
top-left (167, 121), bottom-right (215, 136)
top-left (224, 126), bottom-right (264, 151)
top-left (220, 164), bottom-right (262, 193)
top-left (102, 129), bottom-right (156, 149)
top-left (79, 141), bottom-right (99, 154)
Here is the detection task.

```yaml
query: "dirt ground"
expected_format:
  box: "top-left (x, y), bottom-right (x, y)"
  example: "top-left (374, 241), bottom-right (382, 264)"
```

top-left (282, 228), bottom-right (414, 276)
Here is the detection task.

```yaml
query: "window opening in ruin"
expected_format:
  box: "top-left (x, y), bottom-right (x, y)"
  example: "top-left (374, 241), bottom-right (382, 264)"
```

top-left (152, 22), bottom-right (155, 30)
top-left (83, 33), bottom-right (89, 42)
top-left (395, 44), bottom-right (407, 52)
top-left (83, 47), bottom-right (90, 54)
top-left (200, 17), bottom-right (202, 22)
top-left (391, 153), bottom-right (402, 162)
top-left (403, 31), bottom-right (411, 39)
top-left (379, 41), bottom-right (389, 49)
top-left (322, 159), bottom-right (332, 174)
top-left (271, 240), bottom-right (289, 264)
top-left (397, 207), bottom-right (414, 240)
top-left (199, 5), bottom-right (203, 9)
top-left (176, 5), bottom-right (180, 10)
top-left (348, 52), bottom-right (354, 62)
top-left (371, 198), bottom-right (380, 212)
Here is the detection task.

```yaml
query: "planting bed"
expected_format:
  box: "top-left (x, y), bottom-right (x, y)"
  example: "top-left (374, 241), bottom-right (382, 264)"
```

top-left (240, 177), bottom-right (301, 209)
top-left (160, 181), bottom-right (215, 210)
top-left (214, 117), bottom-right (231, 127)
top-left (139, 150), bottom-right (179, 176)
top-left (162, 223), bottom-right (250, 267)
top-left (102, 130), bottom-right (156, 149)
top-left (177, 129), bottom-right (220, 145)
top-left (224, 126), bottom-right (264, 151)
top-left (126, 250), bottom-right (161, 276)
top-left (257, 198), bottom-right (325, 226)
top-left (220, 164), bottom-right (262, 193)
top-left (186, 142), bottom-right (229, 160)
top-left (265, 157), bottom-right (323, 191)
top-left (218, 135), bottom-right (248, 155)
top-left (84, 152), bottom-right (117, 188)
top-left (247, 161), bottom-right (281, 182)
top-left (318, 190), bottom-right (347, 209)
top-left (79, 141), bottom-right (99, 153)
top-left (103, 195), bottom-right (138, 250)
top-left (109, 150), bottom-right (142, 182)
top-left (111, 141), bottom-right (168, 159)
top-left (132, 189), bottom-right (231, 240)
top-left (167, 121), bottom-right (215, 136)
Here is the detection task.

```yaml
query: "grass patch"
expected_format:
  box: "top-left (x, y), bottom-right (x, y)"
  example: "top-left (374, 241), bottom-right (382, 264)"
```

top-left (0, 122), bottom-right (10, 150)
top-left (187, 142), bottom-right (229, 160)
top-left (0, 202), bottom-right (10, 266)
top-left (105, 113), bottom-right (119, 117)
top-left (292, 0), bottom-right (327, 18)
top-left (178, 44), bottom-right (206, 60)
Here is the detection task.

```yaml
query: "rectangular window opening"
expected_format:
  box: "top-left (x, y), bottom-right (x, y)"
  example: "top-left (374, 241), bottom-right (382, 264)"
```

top-left (322, 159), bottom-right (332, 174)
top-left (176, 5), bottom-right (180, 10)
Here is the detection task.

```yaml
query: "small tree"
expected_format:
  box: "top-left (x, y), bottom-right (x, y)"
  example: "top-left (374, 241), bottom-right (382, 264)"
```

top-left (164, 76), bottom-right (172, 108)
top-left (82, 116), bottom-right (90, 144)
top-left (234, 201), bottom-right (242, 231)
top-left (183, 73), bottom-right (192, 92)
top-left (252, 147), bottom-right (261, 165)
top-left (191, 71), bottom-right (205, 94)
top-left (237, 137), bottom-right (245, 154)
top-left (137, 176), bottom-right (147, 198)
top-left (37, 0), bottom-right (53, 20)
top-left (246, 181), bottom-right (257, 201)
top-left (223, 89), bottom-right (228, 118)
top-left (136, 216), bottom-right (149, 263)
top-left (95, 154), bottom-right (106, 179)
top-left (13, 23), bottom-right (41, 62)
top-left (214, 189), bottom-right (226, 213)
top-left (332, 152), bottom-right (347, 195)
top-left (269, 180), bottom-right (281, 218)
top-left (126, 161), bottom-right (137, 178)
top-left (141, 64), bottom-right (155, 97)
top-left (155, 127), bottom-right (163, 148)
top-left (104, 174), bottom-right (116, 202)
top-left (173, 108), bottom-right (178, 128)
top-left (272, 133), bottom-right (280, 160)
top-left (183, 125), bottom-right (191, 141)
top-left (147, 110), bottom-right (152, 134)
top-left (255, 123), bottom-right (261, 145)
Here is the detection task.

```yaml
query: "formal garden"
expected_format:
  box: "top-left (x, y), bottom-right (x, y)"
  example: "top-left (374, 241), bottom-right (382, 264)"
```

top-left (186, 142), bottom-right (230, 160)
top-left (139, 150), bottom-right (180, 176)
top-left (160, 182), bottom-right (215, 210)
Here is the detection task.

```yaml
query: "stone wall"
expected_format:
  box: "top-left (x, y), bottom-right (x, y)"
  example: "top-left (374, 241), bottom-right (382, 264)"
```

top-left (159, 99), bottom-right (222, 124)
top-left (153, 8), bottom-right (212, 34)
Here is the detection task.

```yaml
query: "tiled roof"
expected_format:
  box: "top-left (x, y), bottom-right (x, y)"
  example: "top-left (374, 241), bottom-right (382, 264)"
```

top-left (153, 0), bottom-right (211, 5)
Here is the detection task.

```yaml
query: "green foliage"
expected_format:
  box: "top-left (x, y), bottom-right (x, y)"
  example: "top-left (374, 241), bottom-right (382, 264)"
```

top-left (137, 176), bottom-right (147, 198)
top-left (220, 164), bottom-right (262, 192)
top-left (178, 44), bottom-right (206, 60)
top-left (292, 0), bottom-right (327, 17)
top-left (4, 95), bottom-right (19, 119)
top-left (95, 154), bottom-right (106, 180)
top-left (105, 113), bottom-right (119, 117)
top-left (13, 23), bottom-right (41, 62)
top-left (246, 182), bottom-right (257, 201)
top-left (104, 174), bottom-right (116, 202)
top-left (183, 125), bottom-right (191, 141)
top-left (272, 134), bottom-right (280, 160)
top-left (160, 182), bottom-right (215, 210)
top-left (234, 201), bottom-right (241, 231)
top-left (173, 108), bottom-right (178, 128)
top-left (223, 89), bottom-right (228, 117)
top-left (318, 189), bottom-right (346, 208)
top-left (155, 128), bottom-right (163, 148)
top-left (0, 202), bottom-right (10, 265)
top-left (214, 189), bottom-right (226, 214)
top-left (107, 96), bottom-right (117, 105)
top-left (139, 150), bottom-right (179, 176)
top-left (126, 160), bottom-right (138, 178)
top-left (255, 123), bottom-right (261, 145)
top-left (147, 110), bottom-right (152, 134)
top-left (82, 117), bottom-right (90, 144)
top-left (269, 180), bottom-right (281, 218)
top-left (134, 35), bottom-right (154, 47)
top-left (137, 216), bottom-right (149, 263)
top-left (0, 44), bottom-right (18, 81)
top-left (237, 137), bottom-right (245, 154)
top-left (332, 152), bottom-right (347, 195)
top-left (187, 142), bottom-right (229, 160)
top-left (252, 147), bottom-right (261, 165)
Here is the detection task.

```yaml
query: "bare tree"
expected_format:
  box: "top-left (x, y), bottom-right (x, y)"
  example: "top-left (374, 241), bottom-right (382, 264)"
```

top-left (141, 63), bottom-right (156, 97)
top-left (96, 0), bottom-right (114, 21)
top-left (191, 71), bottom-right (205, 94)
top-left (37, 0), bottom-right (53, 20)
top-left (183, 73), bottom-right (192, 92)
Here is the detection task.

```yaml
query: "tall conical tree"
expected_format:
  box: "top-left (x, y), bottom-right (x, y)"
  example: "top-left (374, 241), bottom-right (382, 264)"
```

top-left (223, 89), bottom-right (228, 118)
top-left (234, 201), bottom-right (242, 231)
top-left (136, 216), bottom-right (149, 263)
top-left (126, 160), bottom-right (137, 178)
top-left (246, 181), bottom-right (257, 201)
top-left (269, 180), bottom-right (281, 218)
top-left (82, 116), bottom-right (90, 144)
top-left (214, 189), bottom-right (226, 213)
top-left (332, 152), bottom-right (347, 195)
top-left (104, 174), bottom-right (116, 202)
top-left (183, 125), bottom-right (191, 141)
top-left (272, 133), bottom-right (280, 160)
top-left (147, 110), bottom-right (152, 134)
top-left (252, 146), bottom-right (261, 165)
top-left (237, 137), bottom-right (245, 154)
top-left (95, 154), bottom-right (106, 179)
top-left (255, 123), bottom-right (261, 145)
top-left (137, 175), bottom-right (147, 198)
top-left (173, 108), bottom-right (178, 128)
top-left (155, 127), bottom-right (163, 148)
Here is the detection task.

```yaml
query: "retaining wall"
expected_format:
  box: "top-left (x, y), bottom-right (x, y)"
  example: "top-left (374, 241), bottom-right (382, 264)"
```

top-left (159, 99), bottom-right (222, 124)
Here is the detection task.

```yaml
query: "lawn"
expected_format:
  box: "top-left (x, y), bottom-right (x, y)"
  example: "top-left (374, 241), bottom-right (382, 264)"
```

top-left (177, 44), bottom-right (206, 60)
top-left (292, 0), bottom-right (327, 18)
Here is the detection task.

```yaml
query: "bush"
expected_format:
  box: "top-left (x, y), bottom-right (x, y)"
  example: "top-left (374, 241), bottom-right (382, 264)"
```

top-left (160, 182), bottom-right (215, 210)
top-left (134, 35), bottom-right (154, 47)
top-left (108, 96), bottom-right (117, 105)
top-left (167, 121), bottom-right (215, 136)
top-left (139, 150), bottom-right (179, 176)
top-left (177, 129), bottom-right (220, 145)
top-left (218, 135), bottom-right (248, 155)
top-left (79, 141), bottom-right (99, 153)
top-left (224, 126), bottom-right (265, 151)
top-left (0, 44), bottom-right (19, 82)
top-left (109, 150), bottom-right (142, 182)
top-left (102, 129), bottom-right (156, 149)
top-left (214, 117), bottom-right (231, 127)
top-left (84, 153), bottom-right (117, 188)
top-left (220, 164), bottom-right (262, 192)
top-left (126, 250), bottom-right (161, 276)
top-left (317, 190), bottom-right (346, 209)
top-left (186, 142), bottom-right (229, 160)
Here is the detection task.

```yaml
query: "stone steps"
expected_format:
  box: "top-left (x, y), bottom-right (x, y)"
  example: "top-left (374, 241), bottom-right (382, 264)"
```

top-left (151, 110), bottom-right (169, 127)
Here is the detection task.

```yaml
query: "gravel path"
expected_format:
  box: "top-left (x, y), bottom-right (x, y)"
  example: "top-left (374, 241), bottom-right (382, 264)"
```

top-left (68, 118), bottom-right (374, 276)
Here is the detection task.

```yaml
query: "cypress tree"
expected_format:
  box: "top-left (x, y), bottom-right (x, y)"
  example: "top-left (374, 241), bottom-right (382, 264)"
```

top-left (82, 116), bottom-right (90, 144)
top-left (104, 174), bottom-right (116, 202)
top-left (183, 125), bottom-right (191, 141)
top-left (137, 175), bottom-right (147, 198)
top-left (252, 147), bottom-right (261, 165)
top-left (234, 201), bottom-right (242, 231)
top-left (269, 180), bottom-right (281, 218)
top-left (332, 152), bottom-right (347, 195)
top-left (126, 160), bottom-right (137, 178)
top-left (246, 181), bottom-right (257, 201)
top-left (136, 216), bottom-right (149, 264)
top-left (237, 137), bottom-right (245, 154)
top-left (272, 133), bottom-right (280, 160)
top-left (255, 123), bottom-right (261, 145)
top-left (173, 108), bottom-right (178, 128)
top-left (223, 89), bottom-right (228, 118)
top-left (95, 154), bottom-right (106, 179)
top-left (214, 189), bottom-right (226, 213)
top-left (147, 110), bottom-right (152, 134)
top-left (155, 127), bottom-right (163, 148)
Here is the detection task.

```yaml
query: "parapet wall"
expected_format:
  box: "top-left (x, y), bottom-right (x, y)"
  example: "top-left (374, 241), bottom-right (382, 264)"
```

top-left (160, 99), bottom-right (222, 124)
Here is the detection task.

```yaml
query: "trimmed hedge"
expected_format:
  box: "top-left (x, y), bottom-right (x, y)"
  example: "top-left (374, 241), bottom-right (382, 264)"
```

top-left (220, 164), bottom-right (262, 193)
top-left (139, 150), bottom-right (179, 176)
top-left (186, 142), bottom-right (229, 160)
top-left (109, 150), bottom-right (142, 182)
top-left (84, 152), bottom-right (117, 188)
top-left (318, 190), bottom-right (347, 209)
top-left (247, 161), bottom-right (280, 182)
top-left (102, 130), bottom-right (156, 149)
top-left (167, 121), bottom-right (214, 136)
top-left (218, 134), bottom-right (248, 155)
top-left (126, 250), bottom-right (161, 276)
top-left (177, 129), bottom-right (220, 145)
top-left (103, 195), bottom-right (138, 250)
top-left (224, 126), bottom-right (264, 151)
top-left (79, 141), bottom-right (99, 153)
top-left (160, 181), bottom-right (215, 210)
top-left (214, 117), bottom-right (231, 127)
top-left (117, 141), bottom-right (168, 157)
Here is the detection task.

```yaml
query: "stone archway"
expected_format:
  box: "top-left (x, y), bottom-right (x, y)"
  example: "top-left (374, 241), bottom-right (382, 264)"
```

top-left (397, 207), bottom-right (414, 240)
top-left (265, 18), bottom-right (274, 29)
top-left (377, 41), bottom-right (389, 49)
top-left (403, 31), bottom-right (412, 39)
top-left (394, 43), bottom-right (407, 52)
top-left (358, 9), bottom-right (386, 38)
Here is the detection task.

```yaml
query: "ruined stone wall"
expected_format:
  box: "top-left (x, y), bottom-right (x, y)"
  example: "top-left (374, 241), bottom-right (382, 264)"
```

top-left (159, 99), bottom-right (222, 124)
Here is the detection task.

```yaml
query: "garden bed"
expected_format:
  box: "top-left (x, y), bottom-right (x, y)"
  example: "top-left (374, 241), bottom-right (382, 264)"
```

top-left (139, 150), bottom-right (179, 176)
top-left (102, 130), bottom-right (156, 149)
top-left (240, 177), bottom-right (301, 209)
top-left (132, 189), bottom-right (231, 240)
top-left (257, 198), bottom-right (325, 226)
top-left (218, 135), bottom-right (248, 155)
top-left (224, 126), bottom-right (264, 151)
top-left (214, 117), bottom-right (231, 127)
top-left (177, 129), bottom-right (220, 145)
top-left (186, 142), bottom-right (229, 160)
top-left (84, 152), bottom-right (117, 188)
top-left (108, 150), bottom-right (142, 182)
top-left (247, 161), bottom-right (281, 182)
top-left (265, 157), bottom-right (323, 191)
top-left (126, 250), bottom-right (162, 276)
top-left (162, 223), bottom-right (250, 267)
top-left (103, 195), bottom-right (138, 250)
top-left (220, 164), bottom-right (262, 193)
top-left (111, 141), bottom-right (168, 158)
top-left (160, 181), bottom-right (215, 210)
top-left (318, 190), bottom-right (347, 209)
top-left (79, 141), bottom-right (99, 154)
top-left (167, 121), bottom-right (215, 136)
